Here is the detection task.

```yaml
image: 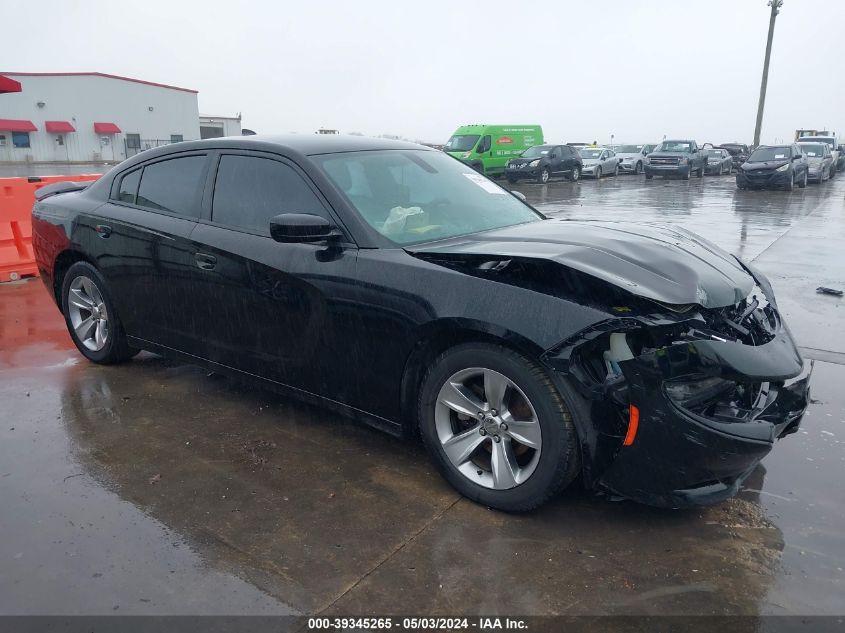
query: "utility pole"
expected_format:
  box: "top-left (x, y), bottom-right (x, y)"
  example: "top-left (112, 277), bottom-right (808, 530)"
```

top-left (753, 0), bottom-right (783, 146)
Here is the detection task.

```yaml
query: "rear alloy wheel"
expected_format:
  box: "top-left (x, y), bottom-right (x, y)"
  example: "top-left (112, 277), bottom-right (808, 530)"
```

top-left (62, 261), bottom-right (137, 364)
top-left (418, 343), bottom-right (580, 512)
top-left (537, 167), bottom-right (551, 184)
top-left (568, 166), bottom-right (581, 182)
top-left (613, 164), bottom-right (619, 177)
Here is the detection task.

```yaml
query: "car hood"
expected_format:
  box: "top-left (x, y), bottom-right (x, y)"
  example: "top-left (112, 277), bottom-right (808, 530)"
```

top-left (581, 159), bottom-right (601, 166)
top-left (743, 160), bottom-right (789, 171)
top-left (509, 157), bottom-right (542, 165)
top-left (648, 151), bottom-right (691, 158)
top-left (616, 153), bottom-right (642, 160)
top-left (408, 219), bottom-right (753, 309)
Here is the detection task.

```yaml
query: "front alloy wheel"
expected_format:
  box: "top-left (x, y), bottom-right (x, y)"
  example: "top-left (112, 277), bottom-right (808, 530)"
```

top-left (435, 367), bottom-right (542, 490)
top-left (418, 343), bottom-right (580, 512)
top-left (537, 167), bottom-right (550, 184)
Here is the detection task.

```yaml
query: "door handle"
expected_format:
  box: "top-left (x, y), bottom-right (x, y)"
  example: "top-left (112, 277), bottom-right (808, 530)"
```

top-left (95, 224), bottom-right (112, 238)
top-left (194, 253), bottom-right (217, 271)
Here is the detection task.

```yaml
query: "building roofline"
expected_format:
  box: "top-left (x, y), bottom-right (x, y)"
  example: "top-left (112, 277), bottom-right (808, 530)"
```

top-left (0, 71), bottom-right (198, 94)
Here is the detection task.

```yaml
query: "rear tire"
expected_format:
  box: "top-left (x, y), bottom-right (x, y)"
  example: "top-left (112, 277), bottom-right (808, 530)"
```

top-left (418, 343), bottom-right (580, 512)
top-left (61, 261), bottom-right (138, 364)
top-left (568, 166), bottom-right (581, 182)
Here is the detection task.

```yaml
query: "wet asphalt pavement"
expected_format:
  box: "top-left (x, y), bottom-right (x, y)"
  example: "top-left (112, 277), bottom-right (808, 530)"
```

top-left (1, 171), bottom-right (843, 616)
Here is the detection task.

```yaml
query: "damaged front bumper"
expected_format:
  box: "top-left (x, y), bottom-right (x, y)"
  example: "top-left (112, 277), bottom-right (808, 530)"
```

top-left (542, 282), bottom-right (812, 508)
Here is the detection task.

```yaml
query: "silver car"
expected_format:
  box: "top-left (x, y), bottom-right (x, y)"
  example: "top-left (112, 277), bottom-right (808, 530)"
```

top-left (799, 142), bottom-right (834, 183)
top-left (579, 147), bottom-right (621, 178)
top-left (615, 144), bottom-right (656, 174)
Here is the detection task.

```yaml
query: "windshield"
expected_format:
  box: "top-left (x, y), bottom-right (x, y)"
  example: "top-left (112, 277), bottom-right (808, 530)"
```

top-left (799, 144), bottom-right (825, 158)
top-left (521, 145), bottom-right (553, 158)
top-left (748, 147), bottom-right (791, 162)
top-left (656, 141), bottom-right (692, 153)
top-left (802, 137), bottom-right (834, 148)
top-left (706, 149), bottom-right (724, 157)
top-left (616, 145), bottom-right (643, 153)
top-left (579, 149), bottom-right (602, 159)
top-left (315, 150), bottom-right (541, 245)
top-left (444, 134), bottom-right (479, 152)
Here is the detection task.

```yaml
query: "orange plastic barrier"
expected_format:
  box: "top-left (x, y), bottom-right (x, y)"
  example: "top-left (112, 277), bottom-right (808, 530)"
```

top-left (0, 174), bottom-right (101, 282)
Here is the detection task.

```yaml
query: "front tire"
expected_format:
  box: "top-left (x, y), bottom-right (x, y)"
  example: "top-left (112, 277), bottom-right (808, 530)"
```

top-left (418, 343), bottom-right (580, 512)
top-left (537, 167), bottom-right (550, 184)
top-left (798, 170), bottom-right (807, 188)
top-left (595, 166), bottom-right (602, 179)
top-left (61, 261), bottom-right (137, 364)
top-left (634, 161), bottom-right (642, 175)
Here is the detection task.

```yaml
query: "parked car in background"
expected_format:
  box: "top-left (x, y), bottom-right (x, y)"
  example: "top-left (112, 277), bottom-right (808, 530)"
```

top-left (717, 143), bottom-right (751, 171)
top-left (31, 134), bottom-right (812, 511)
top-left (799, 142), bottom-right (834, 183)
top-left (644, 140), bottom-right (706, 180)
top-left (445, 124), bottom-right (543, 177)
top-left (704, 148), bottom-right (734, 175)
top-left (505, 144), bottom-right (582, 183)
top-left (736, 144), bottom-right (808, 191)
top-left (795, 135), bottom-right (840, 176)
top-left (578, 148), bottom-right (620, 178)
top-left (615, 144), bottom-right (654, 174)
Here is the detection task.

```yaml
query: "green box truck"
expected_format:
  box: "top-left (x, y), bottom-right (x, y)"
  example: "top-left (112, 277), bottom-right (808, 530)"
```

top-left (444, 124), bottom-right (544, 177)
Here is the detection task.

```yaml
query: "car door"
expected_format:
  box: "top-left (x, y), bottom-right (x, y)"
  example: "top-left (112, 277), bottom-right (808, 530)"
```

top-left (549, 146), bottom-right (564, 175)
top-left (85, 152), bottom-right (210, 352)
top-left (188, 150), bottom-right (359, 395)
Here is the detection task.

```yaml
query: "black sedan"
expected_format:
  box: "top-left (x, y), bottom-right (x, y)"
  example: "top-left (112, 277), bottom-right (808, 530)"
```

top-left (32, 136), bottom-right (811, 511)
top-left (505, 144), bottom-right (582, 184)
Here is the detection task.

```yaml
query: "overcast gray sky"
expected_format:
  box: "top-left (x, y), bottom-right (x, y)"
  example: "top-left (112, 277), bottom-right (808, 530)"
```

top-left (4, 0), bottom-right (842, 145)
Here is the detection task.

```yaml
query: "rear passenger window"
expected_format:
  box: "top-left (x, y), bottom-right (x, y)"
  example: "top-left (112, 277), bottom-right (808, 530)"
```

top-left (117, 169), bottom-right (140, 203)
top-left (212, 155), bottom-right (328, 234)
top-left (136, 155), bottom-right (206, 217)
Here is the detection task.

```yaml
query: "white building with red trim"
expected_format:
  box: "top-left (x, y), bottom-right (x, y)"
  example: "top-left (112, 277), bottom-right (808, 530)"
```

top-left (0, 72), bottom-right (200, 164)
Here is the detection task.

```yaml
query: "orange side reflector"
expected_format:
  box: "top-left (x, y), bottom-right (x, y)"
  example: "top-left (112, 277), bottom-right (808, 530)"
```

top-left (623, 405), bottom-right (640, 446)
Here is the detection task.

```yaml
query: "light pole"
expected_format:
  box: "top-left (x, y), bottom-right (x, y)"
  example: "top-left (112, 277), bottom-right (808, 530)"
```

top-left (753, 0), bottom-right (783, 146)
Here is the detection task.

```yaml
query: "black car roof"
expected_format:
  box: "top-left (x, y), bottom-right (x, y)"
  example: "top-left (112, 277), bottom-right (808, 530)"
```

top-left (123, 134), bottom-right (431, 163)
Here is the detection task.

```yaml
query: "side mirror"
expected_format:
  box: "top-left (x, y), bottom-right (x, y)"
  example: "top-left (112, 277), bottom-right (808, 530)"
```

top-left (511, 191), bottom-right (527, 202)
top-left (269, 213), bottom-right (340, 243)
